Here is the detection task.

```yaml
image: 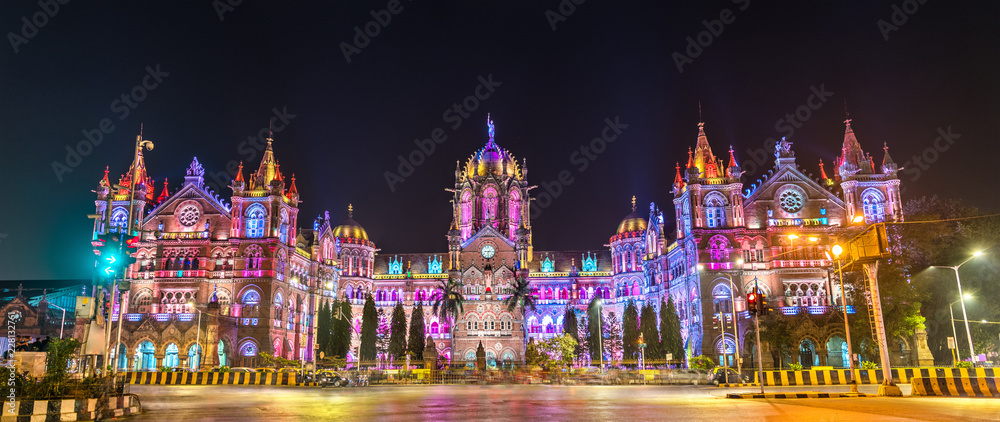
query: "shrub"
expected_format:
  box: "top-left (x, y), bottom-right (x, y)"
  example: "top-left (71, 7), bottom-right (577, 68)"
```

top-left (861, 361), bottom-right (878, 370)
top-left (689, 355), bottom-right (717, 371)
top-left (159, 366), bottom-right (172, 372)
top-left (788, 363), bottom-right (803, 370)
top-left (218, 366), bottom-right (231, 373)
top-left (955, 361), bottom-right (973, 369)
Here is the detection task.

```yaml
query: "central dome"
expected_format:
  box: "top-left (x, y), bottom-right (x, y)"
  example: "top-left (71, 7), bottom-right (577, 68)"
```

top-left (463, 116), bottom-right (521, 179)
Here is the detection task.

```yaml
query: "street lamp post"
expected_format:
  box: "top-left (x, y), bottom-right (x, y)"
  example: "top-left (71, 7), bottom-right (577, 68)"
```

top-left (826, 245), bottom-right (857, 394)
top-left (48, 303), bottom-right (67, 339)
top-left (933, 251), bottom-right (983, 364)
top-left (948, 296), bottom-right (971, 363)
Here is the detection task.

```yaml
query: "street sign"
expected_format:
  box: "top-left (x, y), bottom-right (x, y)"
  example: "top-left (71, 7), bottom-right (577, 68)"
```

top-left (947, 337), bottom-right (956, 350)
top-left (666, 353), bottom-right (673, 361)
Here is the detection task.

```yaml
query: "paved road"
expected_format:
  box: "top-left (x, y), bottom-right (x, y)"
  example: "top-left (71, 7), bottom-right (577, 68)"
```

top-left (128, 384), bottom-right (1000, 421)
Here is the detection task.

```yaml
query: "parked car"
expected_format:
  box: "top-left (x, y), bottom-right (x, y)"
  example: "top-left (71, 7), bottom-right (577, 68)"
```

top-left (255, 367), bottom-right (277, 373)
top-left (229, 367), bottom-right (254, 373)
top-left (708, 367), bottom-right (748, 385)
top-left (318, 370), bottom-right (346, 387)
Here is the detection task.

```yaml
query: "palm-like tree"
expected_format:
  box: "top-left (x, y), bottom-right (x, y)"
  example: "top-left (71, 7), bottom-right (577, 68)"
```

top-left (504, 276), bottom-right (537, 350)
top-left (431, 278), bottom-right (464, 361)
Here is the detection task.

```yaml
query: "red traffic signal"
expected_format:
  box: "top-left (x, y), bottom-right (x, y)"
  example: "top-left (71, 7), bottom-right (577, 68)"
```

top-left (747, 293), bottom-right (758, 315)
top-left (125, 235), bottom-right (141, 248)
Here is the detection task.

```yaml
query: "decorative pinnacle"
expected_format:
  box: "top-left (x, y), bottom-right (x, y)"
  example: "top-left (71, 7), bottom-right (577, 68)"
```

top-left (348, 204), bottom-right (353, 218)
top-left (631, 195), bottom-right (636, 211)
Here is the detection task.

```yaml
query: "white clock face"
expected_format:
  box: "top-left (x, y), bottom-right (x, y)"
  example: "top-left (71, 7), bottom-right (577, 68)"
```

top-left (481, 244), bottom-right (496, 259)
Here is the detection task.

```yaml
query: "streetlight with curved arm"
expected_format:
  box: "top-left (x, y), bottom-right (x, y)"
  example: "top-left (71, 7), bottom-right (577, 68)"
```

top-left (932, 251), bottom-right (983, 363)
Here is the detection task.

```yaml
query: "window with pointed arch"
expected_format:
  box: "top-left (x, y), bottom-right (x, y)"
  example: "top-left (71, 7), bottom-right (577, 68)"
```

top-left (245, 204), bottom-right (266, 238)
top-left (709, 235), bottom-right (730, 261)
top-left (508, 190), bottom-right (521, 238)
top-left (278, 209), bottom-right (289, 244)
top-left (110, 207), bottom-right (129, 230)
top-left (321, 237), bottom-right (334, 261)
top-left (704, 193), bottom-right (727, 228)
top-left (482, 187), bottom-right (499, 227)
top-left (275, 249), bottom-right (287, 277)
top-left (862, 189), bottom-right (886, 223)
top-left (274, 291), bottom-right (284, 320)
top-left (460, 191), bottom-right (473, 239)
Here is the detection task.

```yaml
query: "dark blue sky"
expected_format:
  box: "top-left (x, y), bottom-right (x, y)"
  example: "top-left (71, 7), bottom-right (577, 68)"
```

top-left (2, 1), bottom-right (998, 280)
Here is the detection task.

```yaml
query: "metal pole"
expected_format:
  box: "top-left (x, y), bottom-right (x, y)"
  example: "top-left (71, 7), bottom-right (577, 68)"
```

top-left (836, 259), bottom-right (857, 393)
top-left (113, 289), bottom-right (125, 373)
top-left (60, 308), bottom-right (65, 339)
top-left (949, 302), bottom-right (961, 362)
top-left (954, 267), bottom-right (976, 362)
top-left (729, 282), bottom-right (741, 380)
top-left (195, 310), bottom-right (202, 370)
top-left (754, 312), bottom-right (764, 394)
top-left (862, 261), bottom-right (894, 387)
top-left (721, 311), bottom-right (729, 384)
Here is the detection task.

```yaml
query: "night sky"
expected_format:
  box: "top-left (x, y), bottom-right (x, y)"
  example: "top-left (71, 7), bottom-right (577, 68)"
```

top-left (2, 1), bottom-right (998, 281)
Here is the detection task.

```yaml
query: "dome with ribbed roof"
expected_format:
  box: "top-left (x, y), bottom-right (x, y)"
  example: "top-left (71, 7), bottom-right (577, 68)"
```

top-left (616, 196), bottom-right (647, 234)
top-left (331, 204), bottom-right (368, 241)
top-left (463, 115), bottom-right (521, 179)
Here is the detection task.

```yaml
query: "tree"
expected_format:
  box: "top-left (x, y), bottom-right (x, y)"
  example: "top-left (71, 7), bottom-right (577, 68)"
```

top-left (333, 299), bottom-right (353, 359)
top-left (660, 298), bottom-right (683, 363)
top-left (360, 293), bottom-right (377, 363)
top-left (577, 316), bottom-right (590, 364)
top-left (407, 300), bottom-right (426, 359)
top-left (317, 301), bottom-right (330, 357)
top-left (376, 309), bottom-right (391, 363)
top-left (536, 334), bottom-right (578, 369)
top-left (563, 307), bottom-right (579, 362)
top-left (640, 302), bottom-right (662, 361)
top-left (431, 277), bottom-right (465, 352)
top-left (587, 297), bottom-right (603, 363)
top-left (525, 338), bottom-right (543, 368)
top-left (504, 276), bottom-right (537, 348)
top-left (388, 301), bottom-right (408, 363)
top-left (604, 311), bottom-right (623, 364)
top-left (623, 300), bottom-right (639, 364)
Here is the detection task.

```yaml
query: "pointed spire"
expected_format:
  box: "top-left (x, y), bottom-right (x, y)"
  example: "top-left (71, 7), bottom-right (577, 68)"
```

top-left (631, 195), bottom-right (636, 212)
top-left (838, 117), bottom-right (866, 172)
top-left (100, 166), bottom-right (110, 188)
top-left (686, 147), bottom-right (694, 169)
top-left (818, 159), bottom-right (828, 180)
top-left (727, 145), bottom-right (738, 168)
top-left (287, 174), bottom-right (298, 195)
top-left (673, 162), bottom-right (684, 185)
top-left (693, 122), bottom-right (717, 177)
top-left (234, 162), bottom-right (244, 183)
top-left (255, 128), bottom-right (277, 187)
top-left (868, 153), bottom-right (876, 172)
top-left (882, 142), bottom-right (895, 166)
top-left (157, 178), bottom-right (170, 203)
top-left (275, 162), bottom-right (284, 182)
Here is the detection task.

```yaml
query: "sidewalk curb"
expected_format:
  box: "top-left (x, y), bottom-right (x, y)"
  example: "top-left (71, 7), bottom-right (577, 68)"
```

top-left (717, 383), bottom-right (760, 388)
top-left (726, 392), bottom-right (874, 399)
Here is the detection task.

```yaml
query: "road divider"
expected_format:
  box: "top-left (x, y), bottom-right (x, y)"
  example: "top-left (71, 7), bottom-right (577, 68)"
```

top-left (727, 392), bottom-right (873, 399)
top-left (124, 371), bottom-right (299, 386)
top-left (754, 368), bottom-right (1000, 386)
top-left (911, 377), bottom-right (1000, 397)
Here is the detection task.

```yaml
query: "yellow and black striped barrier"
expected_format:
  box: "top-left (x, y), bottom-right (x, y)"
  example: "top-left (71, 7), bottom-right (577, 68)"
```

top-left (123, 371), bottom-right (299, 386)
top-left (754, 368), bottom-right (1000, 386)
top-left (911, 377), bottom-right (1000, 397)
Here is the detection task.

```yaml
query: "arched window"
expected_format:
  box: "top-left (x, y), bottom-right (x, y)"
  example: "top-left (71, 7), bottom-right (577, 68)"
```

top-left (241, 289), bottom-right (261, 305)
top-left (278, 209), bottom-right (289, 243)
top-left (460, 191), bottom-right (473, 240)
top-left (482, 187), bottom-right (499, 225)
top-left (110, 207), bottom-right (129, 230)
top-left (709, 235), bottom-right (730, 261)
top-left (508, 190), bottom-right (521, 239)
top-left (245, 204), bottom-right (266, 238)
top-left (704, 193), bottom-right (727, 228)
top-left (274, 292), bottom-right (284, 320)
top-left (862, 189), bottom-right (886, 223)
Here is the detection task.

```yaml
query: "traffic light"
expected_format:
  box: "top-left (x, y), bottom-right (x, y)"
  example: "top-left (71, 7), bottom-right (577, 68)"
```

top-left (747, 292), bottom-right (758, 316)
top-left (759, 292), bottom-right (770, 316)
top-left (712, 314), bottom-right (720, 330)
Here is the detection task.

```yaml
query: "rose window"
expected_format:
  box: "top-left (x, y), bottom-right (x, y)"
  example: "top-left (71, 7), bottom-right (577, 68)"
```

top-left (779, 191), bottom-right (803, 213)
top-left (177, 205), bottom-right (201, 227)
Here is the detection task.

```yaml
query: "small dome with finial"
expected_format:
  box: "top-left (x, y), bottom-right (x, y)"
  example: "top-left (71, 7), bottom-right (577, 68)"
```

top-left (616, 195), bottom-right (648, 234)
top-left (331, 204), bottom-right (369, 241)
